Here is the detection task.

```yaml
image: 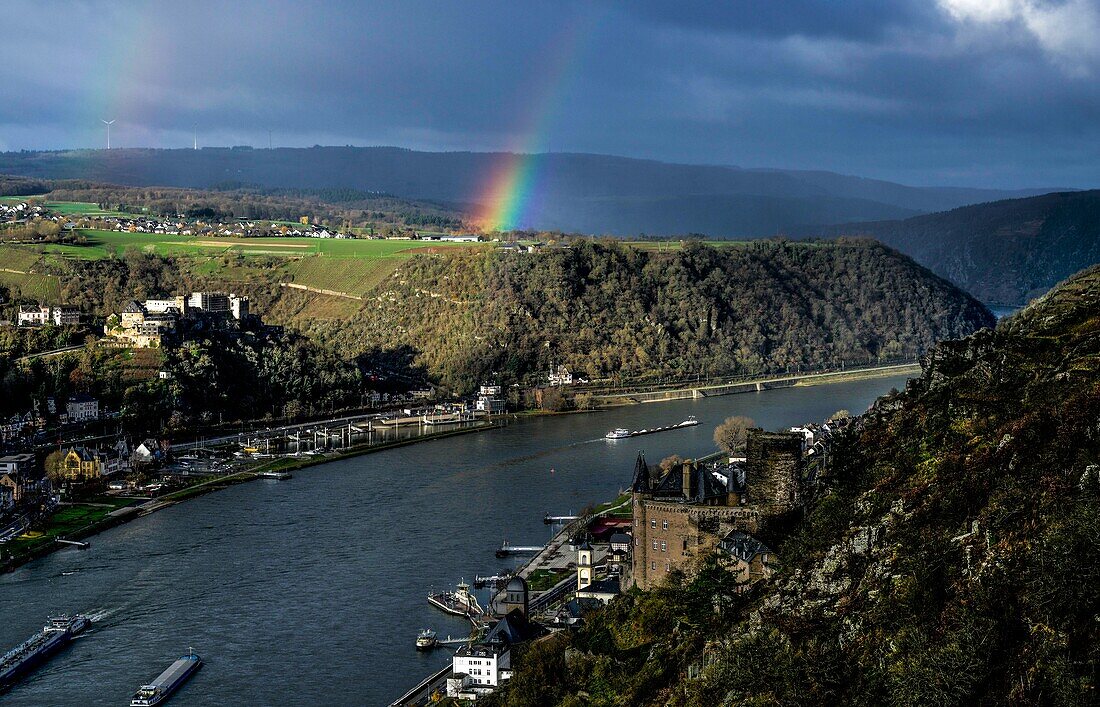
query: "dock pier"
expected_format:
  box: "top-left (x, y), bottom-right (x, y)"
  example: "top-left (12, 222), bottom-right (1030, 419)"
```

top-left (543, 513), bottom-right (579, 524)
top-left (494, 541), bottom-right (543, 558)
top-left (473, 573), bottom-right (511, 588)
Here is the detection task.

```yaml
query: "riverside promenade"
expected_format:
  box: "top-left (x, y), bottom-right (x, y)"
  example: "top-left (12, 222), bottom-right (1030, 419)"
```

top-left (592, 361), bottom-right (919, 406)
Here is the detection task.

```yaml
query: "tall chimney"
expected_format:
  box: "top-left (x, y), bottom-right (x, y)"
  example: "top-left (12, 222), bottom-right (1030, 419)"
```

top-left (683, 460), bottom-right (693, 500)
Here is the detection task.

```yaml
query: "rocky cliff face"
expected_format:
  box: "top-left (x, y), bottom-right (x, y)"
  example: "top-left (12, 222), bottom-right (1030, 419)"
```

top-left (491, 265), bottom-right (1100, 706)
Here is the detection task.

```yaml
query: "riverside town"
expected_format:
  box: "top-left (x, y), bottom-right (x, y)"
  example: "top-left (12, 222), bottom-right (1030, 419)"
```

top-left (2, 2), bottom-right (1098, 705)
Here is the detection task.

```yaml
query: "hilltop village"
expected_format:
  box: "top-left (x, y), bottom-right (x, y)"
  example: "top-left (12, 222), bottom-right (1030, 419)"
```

top-left (397, 417), bottom-right (845, 704)
top-left (0, 197), bottom-right (482, 242)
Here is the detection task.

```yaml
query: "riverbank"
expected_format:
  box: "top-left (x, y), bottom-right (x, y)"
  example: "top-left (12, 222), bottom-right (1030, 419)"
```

top-left (0, 421), bottom-right (503, 575)
top-left (590, 361), bottom-right (920, 406)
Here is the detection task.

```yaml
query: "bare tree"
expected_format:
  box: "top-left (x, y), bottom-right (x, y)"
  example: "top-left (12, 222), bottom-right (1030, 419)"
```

top-left (713, 415), bottom-right (755, 455)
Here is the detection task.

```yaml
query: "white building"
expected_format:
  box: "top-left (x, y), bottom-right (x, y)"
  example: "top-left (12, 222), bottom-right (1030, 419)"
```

top-left (229, 294), bottom-right (249, 320)
top-left (66, 394), bottom-right (100, 423)
top-left (144, 297), bottom-right (186, 314)
top-left (17, 305), bottom-right (50, 326)
top-left (476, 385), bottom-right (505, 414)
top-left (548, 364), bottom-right (573, 387)
top-left (448, 642), bottom-right (511, 698)
top-left (446, 610), bottom-right (543, 700)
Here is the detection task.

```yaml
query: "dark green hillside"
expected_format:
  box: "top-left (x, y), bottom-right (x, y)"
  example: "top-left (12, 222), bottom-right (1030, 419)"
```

top-left (826, 189), bottom-right (1100, 306)
top-left (491, 265), bottom-right (1100, 705)
top-left (3, 236), bottom-right (992, 406)
top-left (296, 239), bottom-right (992, 392)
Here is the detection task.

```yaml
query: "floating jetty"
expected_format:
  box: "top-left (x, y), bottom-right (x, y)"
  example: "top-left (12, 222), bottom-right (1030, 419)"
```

top-left (473, 573), bottom-right (512, 589)
top-left (543, 513), bottom-right (579, 525)
top-left (427, 581), bottom-right (483, 619)
top-left (495, 541), bottom-right (543, 558)
top-left (605, 415), bottom-right (698, 440)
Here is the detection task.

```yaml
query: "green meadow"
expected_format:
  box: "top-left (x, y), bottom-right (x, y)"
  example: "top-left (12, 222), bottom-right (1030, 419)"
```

top-left (59, 229), bottom-right (483, 260)
top-left (0, 230), bottom-right (486, 302)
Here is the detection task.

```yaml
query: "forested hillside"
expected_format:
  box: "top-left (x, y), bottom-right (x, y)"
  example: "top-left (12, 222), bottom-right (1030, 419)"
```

top-left (3, 238), bottom-right (992, 401)
top-left (490, 265), bottom-right (1100, 706)
top-left (291, 239), bottom-right (992, 392)
top-left (823, 189), bottom-right (1100, 305)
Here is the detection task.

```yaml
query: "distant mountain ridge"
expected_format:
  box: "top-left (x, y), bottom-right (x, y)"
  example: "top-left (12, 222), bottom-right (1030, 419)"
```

top-left (818, 190), bottom-right (1100, 305)
top-left (0, 147), bottom-right (1062, 235)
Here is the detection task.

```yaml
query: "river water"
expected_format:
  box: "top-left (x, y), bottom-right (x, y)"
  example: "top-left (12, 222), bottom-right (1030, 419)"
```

top-left (0, 374), bottom-right (910, 706)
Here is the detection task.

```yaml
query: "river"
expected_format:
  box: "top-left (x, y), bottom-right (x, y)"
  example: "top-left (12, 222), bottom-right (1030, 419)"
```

top-left (0, 374), bottom-right (911, 706)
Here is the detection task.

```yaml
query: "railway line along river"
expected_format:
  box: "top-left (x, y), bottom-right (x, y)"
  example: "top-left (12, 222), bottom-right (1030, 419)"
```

top-left (0, 374), bottom-right (911, 705)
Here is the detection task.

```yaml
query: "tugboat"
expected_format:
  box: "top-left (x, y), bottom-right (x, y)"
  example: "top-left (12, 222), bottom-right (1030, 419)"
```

top-left (427, 580), bottom-right (483, 619)
top-left (0, 614), bottom-right (90, 692)
top-left (415, 629), bottom-right (438, 651)
top-left (130, 649), bottom-right (202, 706)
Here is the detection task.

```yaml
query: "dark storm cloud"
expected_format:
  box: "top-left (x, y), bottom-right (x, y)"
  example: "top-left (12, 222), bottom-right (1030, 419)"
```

top-left (616, 0), bottom-right (941, 40)
top-left (0, 0), bottom-right (1098, 188)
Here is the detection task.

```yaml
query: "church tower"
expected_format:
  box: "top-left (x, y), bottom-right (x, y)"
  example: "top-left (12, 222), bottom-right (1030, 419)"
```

top-left (577, 538), bottom-right (593, 590)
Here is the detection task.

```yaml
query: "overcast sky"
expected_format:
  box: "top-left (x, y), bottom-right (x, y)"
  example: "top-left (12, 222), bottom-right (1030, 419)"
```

top-left (1, 0), bottom-right (1099, 188)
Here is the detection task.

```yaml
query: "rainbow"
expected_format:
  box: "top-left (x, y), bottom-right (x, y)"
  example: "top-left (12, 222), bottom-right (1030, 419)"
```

top-left (476, 14), bottom-right (599, 232)
top-left (74, 6), bottom-right (184, 149)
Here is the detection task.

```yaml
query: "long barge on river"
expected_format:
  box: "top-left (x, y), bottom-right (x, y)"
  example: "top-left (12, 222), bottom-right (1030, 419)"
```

top-left (130, 650), bottom-right (202, 706)
top-left (0, 615), bottom-right (90, 692)
top-left (605, 415), bottom-right (698, 440)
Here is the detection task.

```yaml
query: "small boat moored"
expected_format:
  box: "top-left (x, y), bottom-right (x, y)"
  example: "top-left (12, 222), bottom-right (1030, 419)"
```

top-left (130, 650), bottom-right (202, 706)
top-left (415, 629), bottom-right (438, 651)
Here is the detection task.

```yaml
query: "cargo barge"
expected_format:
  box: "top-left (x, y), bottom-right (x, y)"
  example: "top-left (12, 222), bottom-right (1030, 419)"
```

top-left (0, 614), bottom-right (90, 692)
top-left (605, 415), bottom-right (698, 440)
top-left (130, 650), bottom-right (202, 706)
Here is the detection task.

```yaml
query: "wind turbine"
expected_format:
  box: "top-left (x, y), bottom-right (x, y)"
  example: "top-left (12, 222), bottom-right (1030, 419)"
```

top-left (101, 119), bottom-right (115, 150)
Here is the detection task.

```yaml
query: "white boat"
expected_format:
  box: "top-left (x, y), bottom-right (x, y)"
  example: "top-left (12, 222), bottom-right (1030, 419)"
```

top-left (415, 629), bottom-right (438, 651)
top-left (256, 470), bottom-right (292, 480)
top-left (604, 428), bottom-right (631, 440)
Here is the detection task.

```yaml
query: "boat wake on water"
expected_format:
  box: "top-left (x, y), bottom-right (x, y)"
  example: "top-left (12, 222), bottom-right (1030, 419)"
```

top-left (83, 607), bottom-right (114, 623)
